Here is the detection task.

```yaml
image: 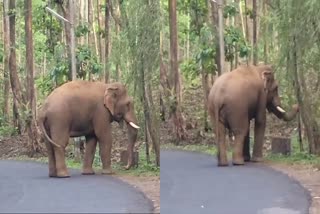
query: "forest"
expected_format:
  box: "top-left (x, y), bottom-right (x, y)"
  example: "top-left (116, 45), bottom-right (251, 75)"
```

top-left (160, 0), bottom-right (320, 159)
top-left (0, 0), bottom-right (320, 169)
top-left (1, 0), bottom-right (320, 213)
top-left (0, 0), bottom-right (159, 172)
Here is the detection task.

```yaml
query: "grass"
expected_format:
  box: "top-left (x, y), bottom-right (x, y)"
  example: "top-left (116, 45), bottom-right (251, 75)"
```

top-left (162, 135), bottom-right (320, 168)
top-left (162, 143), bottom-right (217, 156)
top-left (5, 146), bottom-right (159, 177)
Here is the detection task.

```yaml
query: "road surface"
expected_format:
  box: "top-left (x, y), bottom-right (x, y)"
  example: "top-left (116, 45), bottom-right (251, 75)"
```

top-left (0, 160), bottom-right (153, 213)
top-left (161, 149), bottom-right (310, 214)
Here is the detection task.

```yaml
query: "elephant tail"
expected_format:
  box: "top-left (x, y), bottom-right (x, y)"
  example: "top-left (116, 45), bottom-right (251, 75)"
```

top-left (38, 114), bottom-right (61, 148)
top-left (214, 103), bottom-right (224, 142)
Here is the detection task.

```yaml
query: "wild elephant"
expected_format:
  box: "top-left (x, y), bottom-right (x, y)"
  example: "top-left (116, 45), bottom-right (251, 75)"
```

top-left (38, 81), bottom-right (140, 178)
top-left (208, 64), bottom-right (299, 166)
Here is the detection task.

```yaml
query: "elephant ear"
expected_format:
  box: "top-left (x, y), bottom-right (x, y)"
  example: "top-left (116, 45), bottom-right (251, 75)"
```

top-left (260, 65), bottom-right (273, 92)
top-left (104, 85), bottom-right (119, 116)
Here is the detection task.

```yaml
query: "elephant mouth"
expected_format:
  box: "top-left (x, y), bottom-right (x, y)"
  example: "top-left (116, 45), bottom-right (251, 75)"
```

top-left (112, 114), bottom-right (140, 129)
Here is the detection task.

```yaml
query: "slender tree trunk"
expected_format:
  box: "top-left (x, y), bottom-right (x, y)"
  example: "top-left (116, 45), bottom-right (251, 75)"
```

top-left (104, 0), bottom-right (110, 83)
top-left (115, 1), bottom-right (121, 80)
top-left (210, 0), bottom-right (225, 75)
top-left (2, 0), bottom-right (10, 122)
top-left (57, 3), bottom-right (72, 80)
top-left (169, 0), bottom-right (187, 141)
top-left (96, 0), bottom-right (102, 63)
top-left (90, 0), bottom-right (99, 57)
top-left (159, 30), bottom-right (169, 121)
top-left (25, 0), bottom-right (42, 155)
top-left (9, 0), bottom-right (24, 133)
top-left (252, 0), bottom-right (258, 65)
top-left (292, 37), bottom-right (320, 155)
top-left (263, 0), bottom-right (268, 63)
top-left (69, 0), bottom-right (77, 80)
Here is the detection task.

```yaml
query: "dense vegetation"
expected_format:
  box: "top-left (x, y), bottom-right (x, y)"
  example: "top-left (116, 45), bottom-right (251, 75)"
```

top-left (0, 0), bottom-right (159, 169)
top-left (160, 0), bottom-right (320, 157)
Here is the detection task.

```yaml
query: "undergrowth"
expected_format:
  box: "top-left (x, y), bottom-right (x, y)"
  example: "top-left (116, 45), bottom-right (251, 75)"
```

top-left (8, 144), bottom-right (159, 177)
top-left (163, 135), bottom-right (320, 168)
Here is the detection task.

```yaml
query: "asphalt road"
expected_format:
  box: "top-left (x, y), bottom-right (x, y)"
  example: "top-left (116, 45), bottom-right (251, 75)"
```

top-left (0, 160), bottom-right (153, 213)
top-left (161, 149), bottom-right (310, 214)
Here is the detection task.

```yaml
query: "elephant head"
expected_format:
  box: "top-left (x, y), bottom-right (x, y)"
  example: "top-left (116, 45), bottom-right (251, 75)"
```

top-left (259, 65), bottom-right (299, 121)
top-left (104, 82), bottom-right (140, 169)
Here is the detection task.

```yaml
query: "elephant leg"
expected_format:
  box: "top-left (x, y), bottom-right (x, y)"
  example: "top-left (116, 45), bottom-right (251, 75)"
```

top-left (51, 129), bottom-right (70, 178)
top-left (96, 132), bottom-right (113, 175)
top-left (232, 120), bottom-right (249, 165)
top-left (252, 103), bottom-right (267, 162)
top-left (243, 129), bottom-right (251, 162)
top-left (252, 120), bottom-right (266, 162)
top-left (82, 136), bottom-right (97, 175)
top-left (216, 121), bottom-right (228, 166)
top-left (44, 140), bottom-right (56, 177)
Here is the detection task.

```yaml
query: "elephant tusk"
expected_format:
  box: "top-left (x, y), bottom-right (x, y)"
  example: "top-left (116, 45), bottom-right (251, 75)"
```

top-left (276, 106), bottom-right (286, 113)
top-left (129, 122), bottom-right (140, 129)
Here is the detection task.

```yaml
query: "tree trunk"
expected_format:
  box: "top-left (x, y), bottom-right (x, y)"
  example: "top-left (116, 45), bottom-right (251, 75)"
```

top-left (104, 0), bottom-right (110, 83)
top-left (115, 0), bottom-right (121, 80)
top-left (69, 0), bottom-right (77, 80)
top-left (262, 0), bottom-right (268, 63)
top-left (90, 0), bottom-right (99, 58)
top-left (57, 3), bottom-right (72, 80)
top-left (292, 37), bottom-right (320, 155)
top-left (252, 0), bottom-right (258, 65)
top-left (96, 0), bottom-right (102, 63)
top-left (169, 0), bottom-right (187, 141)
top-left (210, 0), bottom-right (225, 75)
top-left (24, 0), bottom-right (42, 155)
top-left (2, 0), bottom-right (10, 122)
top-left (9, 0), bottom-right (24, 133)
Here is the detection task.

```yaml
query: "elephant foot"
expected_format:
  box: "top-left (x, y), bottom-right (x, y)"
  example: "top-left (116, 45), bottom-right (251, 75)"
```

top-left (49, 172), bottom-right (57, 177)
top-left (251, 156), bottom-right (264, 162)
top-left (244, 156), bottom-right (251, 162)
top-left (56, 170), bottom-right (70, 178)
top-left (217, 162), bottom-right (229, 167)
top-left (102, 168), bottom-right (114, 175)
top-left (48, 169), bottom-right (57, 177)
top-left (232, 157), bottom-right (244, 165)
top-left (82, 168), bottom-right (95, 175)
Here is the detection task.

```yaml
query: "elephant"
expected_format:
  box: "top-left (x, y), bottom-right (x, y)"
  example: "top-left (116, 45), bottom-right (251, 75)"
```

top-left (38, 80), bottom-right (140, 178)
top-left (208, 64), bottom-right (299, 166)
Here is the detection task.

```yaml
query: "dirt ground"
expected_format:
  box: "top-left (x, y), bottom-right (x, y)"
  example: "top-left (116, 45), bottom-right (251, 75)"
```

top-left (266, 162), bottom-right (320, 214)
top-left (117, 174), bottom-right (160, 213)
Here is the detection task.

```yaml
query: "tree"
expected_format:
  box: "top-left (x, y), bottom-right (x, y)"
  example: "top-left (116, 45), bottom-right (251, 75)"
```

top-left (8, 0), bottom-right (25, 133)
top-left (252, 0), bottom-right (257, 65)
top-left (104, 0), bottom-right (110, 82)
top-left (169, 0), bottom-right (187, 140)
top-left (24, 0), bottom-right (42, 155)
top-left (2, 0), bottom-right (10, 122)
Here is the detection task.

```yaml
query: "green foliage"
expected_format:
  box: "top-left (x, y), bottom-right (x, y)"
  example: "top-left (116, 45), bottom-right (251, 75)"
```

top-left (266, 136), bottom-right (320, 165)
top-left (224, 26), bottom-right (250, 61)
top-left (35, 75), bottom-right (54, 97)
top-left (75, 23), bottom-right (90, 38)
top-left (162, 143), bottom-right (217, 156)
top-left (0, 41), bottom-right (3, 62)
top-left (90, 144), bottom-right (159, 176)
top-left (0, 122), bottom-right (18, 137)
top-left (76, 45), bottom-right (102, 79)
top-left (181, 24), bottom-right (216, 81)
top-left (223, 2), bottom-right (238, 18)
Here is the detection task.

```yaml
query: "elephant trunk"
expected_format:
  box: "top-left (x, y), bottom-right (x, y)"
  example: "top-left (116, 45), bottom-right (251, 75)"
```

top-left (282, 104), bottom-right (299, 121)
top-left (124, 111), bottom-right (139, 170)
top-left (268, 104), bottom-right (299, 121)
